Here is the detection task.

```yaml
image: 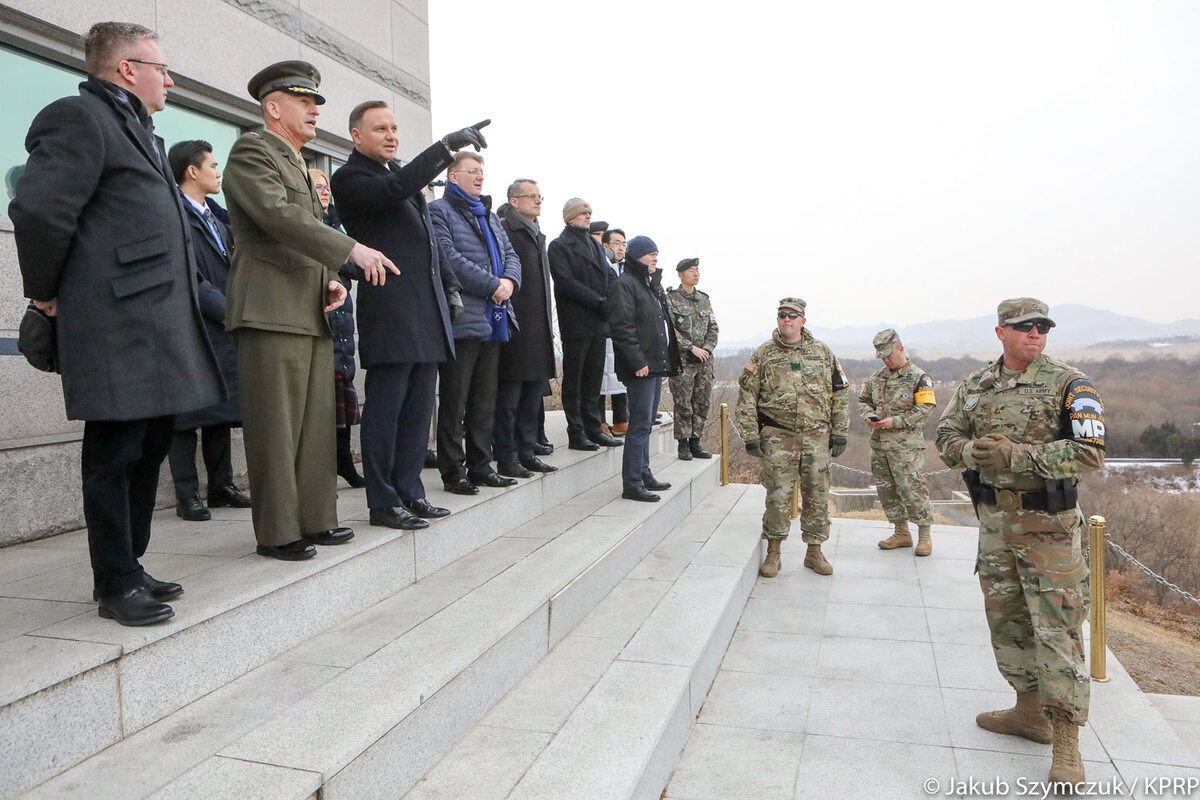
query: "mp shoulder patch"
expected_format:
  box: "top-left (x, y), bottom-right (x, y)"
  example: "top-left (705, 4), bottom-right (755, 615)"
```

top-left (1064, 377), bottom-right (1105, 448)
top-left (914, 374), bottom-right (935, 405)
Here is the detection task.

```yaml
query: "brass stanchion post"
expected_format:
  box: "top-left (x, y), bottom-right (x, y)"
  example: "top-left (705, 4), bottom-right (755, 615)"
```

top-left (791, 482), bottom-right (800, 520)
top-left (1089, 515), bottom-right (1108, 682)
top-left (719, 403), bottom-right (729, 486)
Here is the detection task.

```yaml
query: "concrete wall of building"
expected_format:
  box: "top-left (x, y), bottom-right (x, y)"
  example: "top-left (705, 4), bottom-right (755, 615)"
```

top-left (0, 0), bottom-right (432, 544)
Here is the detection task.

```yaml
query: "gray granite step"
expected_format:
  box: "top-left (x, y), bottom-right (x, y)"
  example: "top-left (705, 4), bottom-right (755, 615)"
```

top-left (17, 431), bottom-right (719, 799)
top-left (402, 483), bottom-right (764, 800)
top-left (1, 418), bottom-right (682, 798)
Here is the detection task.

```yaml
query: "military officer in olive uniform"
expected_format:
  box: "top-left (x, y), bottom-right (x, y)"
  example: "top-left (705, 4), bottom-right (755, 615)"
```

top-left (736, 298), bottom-right (849, 578)
top-left (860, 328), bottom-right (937, 555)
top-left (223, 61), bottom-right (397, 560)
top-left (666, 257), bottom-right (719, 461)
top-left (936, 298), bottom-right (1104, 787)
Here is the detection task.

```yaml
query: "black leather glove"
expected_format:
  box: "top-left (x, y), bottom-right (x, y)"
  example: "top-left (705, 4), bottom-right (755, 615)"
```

top-left (829, 435), bottom-right (847, 458)
top-left (441, 119), bottom-right (491, 152)
top-left (446, 288), bottom-right (465, 324)
top-left (745, 439), bottom-right (764, 458)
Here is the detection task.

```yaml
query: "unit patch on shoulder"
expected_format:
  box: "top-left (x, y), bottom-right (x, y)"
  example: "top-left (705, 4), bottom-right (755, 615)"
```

top-left (743, 361), bottom-right (756, 373)
top-left (914, 374), bottom-right (936, 405)
top-left (1063, 378), bottom-right (1105, 448)
top-left (832, 358), bottom-right (848, 391)
top-left (964, 394), bottom-right (979, 411)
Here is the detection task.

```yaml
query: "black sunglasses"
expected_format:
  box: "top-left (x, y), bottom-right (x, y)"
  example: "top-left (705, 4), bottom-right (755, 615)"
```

top-left (1008, 321), bottom-right (1052, 334)
top-left (777, 311), bottom-right (802, 320)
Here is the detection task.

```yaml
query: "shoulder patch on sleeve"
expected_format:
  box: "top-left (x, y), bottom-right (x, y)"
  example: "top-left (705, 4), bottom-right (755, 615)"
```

top-left (914, 373), bottom-right (935, 405)
top-left (1064, 377), bottom-right (1105, 448)
top-left (832, 358), bottom-right (848, 391)
top-left (743, 361), bottom-right (756, 373)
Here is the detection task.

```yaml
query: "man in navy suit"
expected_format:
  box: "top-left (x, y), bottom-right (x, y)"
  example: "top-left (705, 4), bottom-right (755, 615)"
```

top-left (166, 140), bottom-right (252, 523)
top-left (330, 101), bottom-right (487, 529)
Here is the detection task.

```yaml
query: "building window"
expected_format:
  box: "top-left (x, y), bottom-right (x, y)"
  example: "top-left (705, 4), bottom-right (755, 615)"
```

top-left (1, 44), bottom-right (240, 204)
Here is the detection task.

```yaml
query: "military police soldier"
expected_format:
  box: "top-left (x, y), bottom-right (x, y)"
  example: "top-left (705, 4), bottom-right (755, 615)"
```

top-left (666, 257), bottom-right (719, 461)
top-left (223, 61), bottom-right (397, 560)
top-left (860, 328), bottom-right (937, 555)
top-left (737, 298), bottom-right (848, 578)
top-left (936, 298), bottom-right (1104, 787)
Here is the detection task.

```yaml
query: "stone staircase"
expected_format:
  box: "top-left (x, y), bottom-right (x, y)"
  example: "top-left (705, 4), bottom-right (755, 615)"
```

top-left (1, 418), bottom-right (737, 798)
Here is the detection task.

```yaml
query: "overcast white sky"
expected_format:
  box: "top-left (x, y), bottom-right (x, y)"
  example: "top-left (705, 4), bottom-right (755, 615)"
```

top-left (428, 1), bottom-right (1200, 342)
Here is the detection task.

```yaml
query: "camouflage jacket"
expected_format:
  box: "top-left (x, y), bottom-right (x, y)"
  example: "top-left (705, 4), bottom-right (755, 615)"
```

top-left (935, 354), bottom-right (1105, 491)
top-left (665, 286), bottom-right (718, 360)
top-left (736, 328), bottom-right (849, 437)
top-left (859, 361), bottom-right (935, 451)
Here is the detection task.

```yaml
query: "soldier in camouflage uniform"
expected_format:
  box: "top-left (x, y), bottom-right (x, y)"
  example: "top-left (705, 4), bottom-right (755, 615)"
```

top-left (737, 298), bottom-right (849, 578)
top-left (860, 329), bottom-right (937, 555)
top-left (936, 298), bottom-right (1104, 789)
top-left (666, 258), bottom-right (719, 461)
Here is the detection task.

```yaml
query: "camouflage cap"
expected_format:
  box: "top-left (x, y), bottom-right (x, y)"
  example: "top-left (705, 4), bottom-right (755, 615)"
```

top-left (997, 297), bottom-right (1056, 327)
top-left (676, 257), bottom-right (699, 272)
top-left (778, 297), bottom-right (806, 314)
top-left (873, 328), bottom-right (900, 358)
top-left (247, 60), bottom-right (326, 105)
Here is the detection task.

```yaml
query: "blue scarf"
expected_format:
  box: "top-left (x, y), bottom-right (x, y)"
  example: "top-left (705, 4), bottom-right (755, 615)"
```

top-left (447, 182), bottom-right (509, 342)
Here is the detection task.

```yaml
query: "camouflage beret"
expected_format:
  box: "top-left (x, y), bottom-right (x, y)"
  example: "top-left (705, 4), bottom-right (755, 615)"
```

top-left (247, 60), bottom-right (325, 105)
top-left (873, 328), bottom-right (900, 358)
top-left (676, 257), bottom-right (699, 272)
top-left (997, 297), bottom-right (1056, 327)
top-left (778, 297), bottom-right (806, 314)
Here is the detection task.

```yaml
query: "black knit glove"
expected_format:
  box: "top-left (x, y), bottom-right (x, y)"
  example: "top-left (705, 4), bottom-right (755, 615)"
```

top-left (446, 287), bottom-right (465, 324)
top-left (745, 439), bottom-right (764, 458)
top-left (829, 435), bottom-right (847, 458)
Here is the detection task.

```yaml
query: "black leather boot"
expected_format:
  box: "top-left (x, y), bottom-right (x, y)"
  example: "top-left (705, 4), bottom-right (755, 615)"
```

top-left (337, 426), bottom-right (365, 488)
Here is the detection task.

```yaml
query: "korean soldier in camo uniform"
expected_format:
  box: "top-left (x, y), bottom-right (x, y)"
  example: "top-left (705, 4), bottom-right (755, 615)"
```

top-left (666, 257), bottom-right (718, 461)
top-left (737, 298), bottom-right (848, 578)
top-left (936, 298), bottom-right (1104, 789)
top-left (860, 329), bottom-right (937, 555)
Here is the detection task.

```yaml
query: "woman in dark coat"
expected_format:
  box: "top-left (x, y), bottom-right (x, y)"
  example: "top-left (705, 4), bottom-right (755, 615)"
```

top-left (312, 169), bottom-right (364, 488)
top-left (606, 235), bottom-right (681, 502)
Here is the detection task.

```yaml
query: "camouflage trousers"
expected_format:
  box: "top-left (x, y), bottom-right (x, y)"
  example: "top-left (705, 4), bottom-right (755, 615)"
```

top-left (758, 425), bottom-right (830, 544)
top-left (870, 446), bottom-right (933, 526)
top-left (669, 361), bottom-right (713, 441)
top-left (977, 503), bottom-right (1090, 724)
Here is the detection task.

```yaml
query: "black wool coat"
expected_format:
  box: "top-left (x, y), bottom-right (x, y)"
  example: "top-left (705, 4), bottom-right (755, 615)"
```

top-left (547, 224), bottom-right (613, 340)
top-left (606, 257), bottom-right (682, 384)
top-left (499, 216), bottom-right (556, 382)
top-left (331, 145), bottom-right (459, 367)
top-left (9, 76), bottom-right (223, 421)
top-left (175, 194), bottom-right (241, 430)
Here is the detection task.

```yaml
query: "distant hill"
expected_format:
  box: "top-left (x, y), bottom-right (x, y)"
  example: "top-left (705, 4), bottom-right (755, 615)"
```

top-left (724, 305), bottom-right (1200, 357)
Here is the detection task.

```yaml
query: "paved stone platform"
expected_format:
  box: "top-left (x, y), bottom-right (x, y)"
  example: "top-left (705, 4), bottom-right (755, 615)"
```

top-left (663, 517), bottom-right (1200, 800)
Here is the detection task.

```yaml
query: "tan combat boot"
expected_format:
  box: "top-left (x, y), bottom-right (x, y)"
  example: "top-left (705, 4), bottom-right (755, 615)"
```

top-left (1048, 719), bottom-right (1085, 787)
top-left (878, 522), bottom-right (913, 550)
top-left (915, 525), bottom-right (933, 557)
top-left (803, 544), bottom-right (833, 575)
top-left (975, 690), bottom-right (1052, 744)
top-left (759, 540), bottom-right (781, 578)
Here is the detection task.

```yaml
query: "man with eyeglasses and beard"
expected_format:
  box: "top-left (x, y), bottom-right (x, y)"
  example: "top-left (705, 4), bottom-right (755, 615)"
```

top-left (936, 298), bottom-right (1104, 790)
top-left (736, 298), bottom-right (849, 579)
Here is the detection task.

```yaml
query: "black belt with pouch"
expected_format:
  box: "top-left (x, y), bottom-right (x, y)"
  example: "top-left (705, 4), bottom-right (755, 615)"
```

top-left (977, 478), bottom-right (1078, 513)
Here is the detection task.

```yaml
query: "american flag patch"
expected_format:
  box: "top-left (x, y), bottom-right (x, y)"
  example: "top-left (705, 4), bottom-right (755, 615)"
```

top-left (744, 362), bottom-right (756, 373)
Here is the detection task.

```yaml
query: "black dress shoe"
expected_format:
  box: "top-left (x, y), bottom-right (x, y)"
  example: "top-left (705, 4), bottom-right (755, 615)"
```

top-left (208, 483), bottom-right (252, 508)
top-left (370, 506), bottom-right (429, 529)
top-left (497, 460), bottom-right (534, 479)
top-left (93, 572), bottom-right (184, 602)
top-left (568, 438), bottom-right (600, 451)
top-left (470, 471), bottom-right (518, 488)
top-left (302, 527), bottom-right (356, 545)
top-left (257, 540), bottom-right (317, 560)
top-left (534, 440), bottom-right (554, 455)
top-left (97, 586), bottom-right (174, 626)
top-left (654, 414), bottom-right (663, 424)
top-left (143, 572), bottom-right (184, 601)
top-left (425, 449), bottom-right (438, 469)
top-left (621, 487), bottom-right (660, 502)
top-left (589, 432), bottom-right (624, 448)
top-left (176, 494), bottom-right (211, 521)
top-left (403, 498), bottom-right (451, 519)
top-left (644, 477), bottom-right (672, 491)
top-left (443, 477), bottom-right (479, 495)
top-left (689, 438), bottom-right (713, 459)
top-left (519, 455), bottom-right (558, 473)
